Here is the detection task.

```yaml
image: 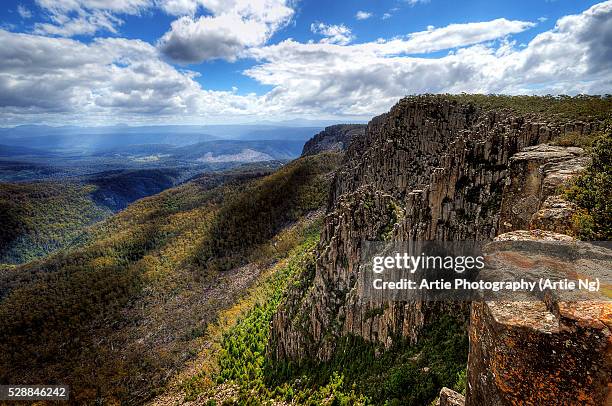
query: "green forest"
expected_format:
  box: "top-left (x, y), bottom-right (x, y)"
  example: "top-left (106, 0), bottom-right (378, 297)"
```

top-left (0, 181), bottom-right (111, 264)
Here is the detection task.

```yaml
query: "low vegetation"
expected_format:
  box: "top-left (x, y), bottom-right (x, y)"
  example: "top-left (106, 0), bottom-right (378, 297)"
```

top-left (442, 94), bottom-right (612, 121)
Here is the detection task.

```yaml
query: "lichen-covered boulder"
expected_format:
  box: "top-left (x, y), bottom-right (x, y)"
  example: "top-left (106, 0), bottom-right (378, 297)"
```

top-left (466, 234), bottom-right (612, 406)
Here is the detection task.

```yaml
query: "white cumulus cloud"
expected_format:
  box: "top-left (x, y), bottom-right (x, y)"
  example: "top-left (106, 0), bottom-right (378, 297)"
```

top-left (33, 0), bottom-right (151, 36)
top-left (355, 11), bottom-right (372, 20)
top-left (157, 0), bottom-right (294, 63)
top-left (310, 22), bottom-right (354, 45)
top-left (0, 29), bottom-right (269, 125)
top-left (246, 2), bottom-right (612, 116)
top-left (0, 1), bottom-right (611, 125)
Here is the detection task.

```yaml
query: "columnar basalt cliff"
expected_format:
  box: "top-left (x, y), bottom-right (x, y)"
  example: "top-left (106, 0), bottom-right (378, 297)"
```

top-left (270, 95), bottom-right (610, 404)
top-left (271, 96), bottom-right (601, 362)
top-left (301, 124), bottom-right (366, 156)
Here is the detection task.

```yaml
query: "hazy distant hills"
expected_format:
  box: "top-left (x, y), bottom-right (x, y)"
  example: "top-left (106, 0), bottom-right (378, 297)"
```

top-left (0, 124), bottom-right (325, 183)
top-left (0, 123), bottom-right (321, 263)
top-left (0, 144), bottom-right (57, 157)
top-left (0, 123), bottom-right (342, 264)
top-left (171, 139), bottom-right (304, 161)
top-left (0, 124), bottom-right (323, 151)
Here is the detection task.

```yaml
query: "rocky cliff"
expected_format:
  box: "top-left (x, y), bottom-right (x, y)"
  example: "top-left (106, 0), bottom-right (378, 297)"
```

top-left (270, 95), bottom-right (610, 403)
top-left (272, 96), bottom-right (600, 359)
top-left (301, 124), bottom-right (366, 156)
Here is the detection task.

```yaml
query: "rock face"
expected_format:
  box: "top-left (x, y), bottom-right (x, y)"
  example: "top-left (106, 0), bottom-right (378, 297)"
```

top-left (466, 235), bottom-right (612, 406)
top-left (270, 96), bottom-right (601, 362)
top-left (498, 144), bottom-right (589, 234)
top-left (530, 195), bottom-right (580, 235)
top-left (301, 124), bottom-right (366, 156)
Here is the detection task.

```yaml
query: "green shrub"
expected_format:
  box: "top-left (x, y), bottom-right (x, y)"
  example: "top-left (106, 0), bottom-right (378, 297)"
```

top-left (564, 132), bottom-right (612, 240)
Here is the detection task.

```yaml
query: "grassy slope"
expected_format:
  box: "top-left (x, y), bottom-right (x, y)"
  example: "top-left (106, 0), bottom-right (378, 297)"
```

top-left (0, 153), bottom-right (341, 404)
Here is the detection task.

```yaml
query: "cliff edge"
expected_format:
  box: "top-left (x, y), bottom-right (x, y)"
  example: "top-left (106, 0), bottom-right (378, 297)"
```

top-left (270, 95), bottom-right (611, 404)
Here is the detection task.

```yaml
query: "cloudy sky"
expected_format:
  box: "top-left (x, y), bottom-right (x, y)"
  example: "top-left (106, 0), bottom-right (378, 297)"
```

top-left (0, 0), bottom-right (611, 126)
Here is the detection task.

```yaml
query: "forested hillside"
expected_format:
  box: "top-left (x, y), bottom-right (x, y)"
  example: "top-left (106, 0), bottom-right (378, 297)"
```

top-left (86, 167), bottom-right (206, 211)
top-left (0, 168), bottom-right (201, 265)
top-left (0, 182), bottom-right (111, 264)
top-left (0, 153), bottom-right (341, 404)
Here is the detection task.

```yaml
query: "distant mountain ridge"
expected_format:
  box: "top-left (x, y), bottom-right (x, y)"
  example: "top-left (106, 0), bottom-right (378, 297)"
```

top-left (172, 139), bottom-right (304, 162)
top-left (0, 124), bottom-right (324, 151)
top-left (0, 144), bottom-right (57, 157)
top-left (0, 123), bottom-right (323, 186)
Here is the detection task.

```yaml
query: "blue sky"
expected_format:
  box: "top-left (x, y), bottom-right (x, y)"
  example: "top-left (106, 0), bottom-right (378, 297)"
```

top-left (0, 1), bottom-right (610, 125)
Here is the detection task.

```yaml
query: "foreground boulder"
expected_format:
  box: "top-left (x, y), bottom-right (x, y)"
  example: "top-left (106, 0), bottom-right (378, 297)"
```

top-left (466, 232), bottom-right (612, 406)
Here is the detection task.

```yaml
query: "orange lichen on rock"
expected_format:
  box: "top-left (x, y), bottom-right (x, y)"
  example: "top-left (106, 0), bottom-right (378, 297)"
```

top-left (466, 236), bottom-right (611, 406)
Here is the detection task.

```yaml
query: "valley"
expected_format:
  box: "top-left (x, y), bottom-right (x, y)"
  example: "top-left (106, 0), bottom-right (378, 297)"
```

top-left (0, 124), bottom-right (322, 265)
top-left (0, 150), bottom-right (341, 404)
